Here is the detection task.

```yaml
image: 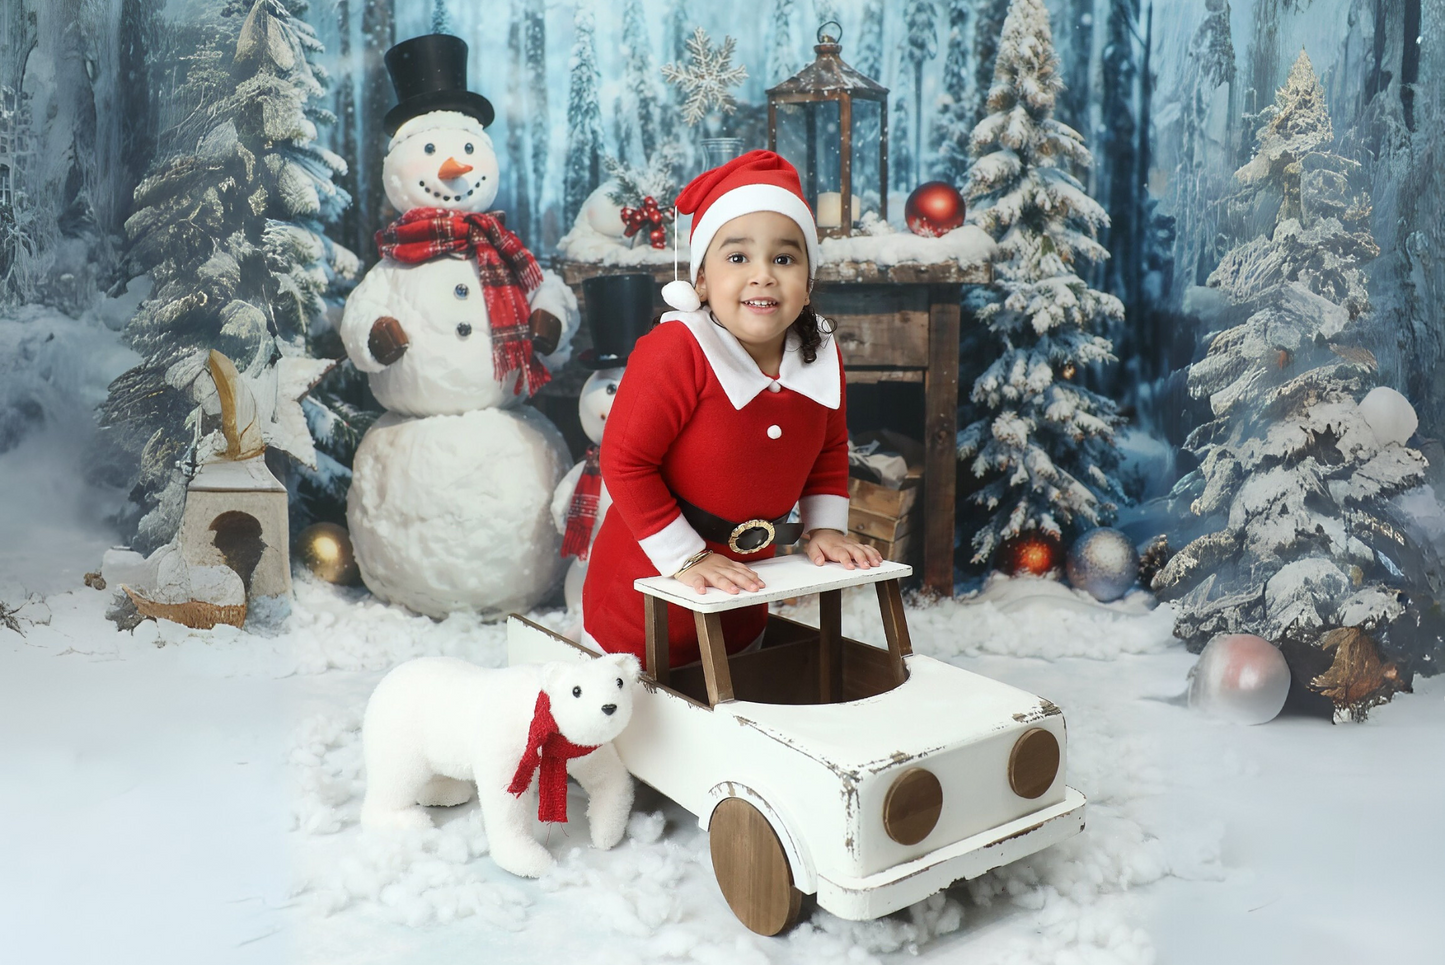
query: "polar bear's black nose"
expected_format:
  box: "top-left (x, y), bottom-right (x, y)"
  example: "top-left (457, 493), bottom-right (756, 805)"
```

top-left (601, 704), bottom-right (617, 716)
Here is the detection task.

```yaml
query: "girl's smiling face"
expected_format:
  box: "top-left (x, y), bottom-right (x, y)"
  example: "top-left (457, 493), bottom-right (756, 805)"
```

top-left (695, 211), bottom-right (810, 371)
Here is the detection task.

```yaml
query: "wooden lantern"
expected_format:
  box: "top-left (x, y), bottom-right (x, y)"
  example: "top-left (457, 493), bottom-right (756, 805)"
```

top-left (766, 20), bottom-right (889, 239)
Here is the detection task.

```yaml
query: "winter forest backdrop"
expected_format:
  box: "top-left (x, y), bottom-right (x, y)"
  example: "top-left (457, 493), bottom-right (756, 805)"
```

top-left (2, 0), bottom-right (1443, 685)
top-left (4, 0), bottom-right (1441, 426)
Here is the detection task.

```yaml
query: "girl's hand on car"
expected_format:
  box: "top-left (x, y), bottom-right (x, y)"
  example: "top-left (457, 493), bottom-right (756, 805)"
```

top-left (804, 529), bottom-right (883, 569)
top-left (674, 552), bottom-right (765, 595)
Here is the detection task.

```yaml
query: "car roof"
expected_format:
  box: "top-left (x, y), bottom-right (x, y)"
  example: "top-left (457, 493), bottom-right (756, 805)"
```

top-left (636, 555), bottom-right (913, 613)
top-left (718, 655), bottom-right (1062, 776)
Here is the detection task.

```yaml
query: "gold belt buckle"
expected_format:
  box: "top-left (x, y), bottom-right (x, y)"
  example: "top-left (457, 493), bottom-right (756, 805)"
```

top-left (728, 518), bottom-right (776, 554)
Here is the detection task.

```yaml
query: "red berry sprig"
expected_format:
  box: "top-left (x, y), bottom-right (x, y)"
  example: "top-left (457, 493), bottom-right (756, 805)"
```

top-left (619, 196), bottom-right (675, 249)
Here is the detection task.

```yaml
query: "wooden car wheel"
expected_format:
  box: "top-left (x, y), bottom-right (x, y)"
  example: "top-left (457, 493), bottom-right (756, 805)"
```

top-left (709, 797), bottom-right (804, 936)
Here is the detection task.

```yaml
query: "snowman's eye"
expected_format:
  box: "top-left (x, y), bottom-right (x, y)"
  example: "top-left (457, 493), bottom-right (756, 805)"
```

top-left (605, 383), bottom-right (617, 395)
top-left (572, 686), bottom-right (582, 698)
top-left (424, 143), bottom-right (436, 155)
top-left (464, 143), bottom-right (474, 154)
top-left (454, 284), bottom-right (469, 299)
top-left (456, 322), bottom-right (472, 338)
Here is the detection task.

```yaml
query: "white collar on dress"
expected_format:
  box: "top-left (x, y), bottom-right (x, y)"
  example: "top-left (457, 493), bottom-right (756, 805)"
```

top-left (662, 309), bottom-right (840, 411)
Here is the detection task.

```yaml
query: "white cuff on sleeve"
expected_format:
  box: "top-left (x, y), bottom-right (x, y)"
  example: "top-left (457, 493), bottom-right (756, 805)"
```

top-left (799, 494), bottom-right (850, 535)
top-left (638, 513), bottom-right (707, 577)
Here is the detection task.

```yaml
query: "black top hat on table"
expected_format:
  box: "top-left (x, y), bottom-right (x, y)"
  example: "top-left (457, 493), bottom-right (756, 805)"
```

top-left (383, 34), bottom-right (495, 136)
top-left (579, 274), bottom-right (657, 370)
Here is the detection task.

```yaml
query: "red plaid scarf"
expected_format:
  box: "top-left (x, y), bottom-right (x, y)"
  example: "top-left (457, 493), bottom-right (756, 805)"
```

top-left (506, 691), bottom-right (599, 823)
top-left (376, 208), bottom-right (551, 397)
top-left (561, 446), bottom-right (603, 561)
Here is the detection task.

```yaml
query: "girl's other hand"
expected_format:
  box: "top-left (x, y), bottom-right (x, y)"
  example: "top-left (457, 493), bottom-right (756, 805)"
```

top-left (674, 553), bottom-right (765, 595)
top-left (804, 529), bottom-right (884, 569)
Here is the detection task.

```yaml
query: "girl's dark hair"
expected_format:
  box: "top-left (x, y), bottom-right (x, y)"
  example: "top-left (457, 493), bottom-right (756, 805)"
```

top-left (650, 303), bottom-right (836, 364)
top-left (789, 302), bottom-right (835, 364)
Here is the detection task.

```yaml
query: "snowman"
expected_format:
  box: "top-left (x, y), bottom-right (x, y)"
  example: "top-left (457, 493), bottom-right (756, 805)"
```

top-left (340, 34), bottom-right (578, 618)
top-left (548, 274), bottom-right (655, 633)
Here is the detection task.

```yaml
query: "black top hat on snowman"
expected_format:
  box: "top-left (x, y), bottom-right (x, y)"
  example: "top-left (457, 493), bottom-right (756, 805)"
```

top-left (383, 34), bottom-right (495, 136)
top-left (578, 274), bottom-right (657, 370)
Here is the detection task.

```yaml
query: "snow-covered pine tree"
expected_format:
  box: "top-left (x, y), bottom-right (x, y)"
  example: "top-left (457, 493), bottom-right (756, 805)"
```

top-left (430, 0), bottom-right (453, 35)
top-left (890, 86), bottom-right (913, 193)
top-left (901, 0), bottom-right (938, 185)
top-left (1100, 0), bottom-right (1140, 320)
top-left (118, 0), bottom-right (162, 227)
top-left (957, 0), bottom-right (1126, 564)
top-left (1171, 0), bottom-right (1236, 288)
top-left (767, 0), bottom-right (800, 86)
top-left (333, 0), bottom-right (361, 259)
top-left (563, 2), bottom-right (605, 227)
top-left (1054, 0), bottom-right (1094, 134)
top-left (1153, 52), bottom-right (1438, 716)
top-left (101, 0), bottom-right (356, 550)
top-left (931, 0), bottom-right (971, 186)
top-left (615, 0), bottom-right (661, 166)
top-left (971, 0), bottom-right (1009, 129)
top-left (854, 0), bottom-right (885, 81)
top-left (666, 0), bottom-right (693, 67)
top-left (357, 0), bottom-right (394, 266)
top-left (525, 5), bottom-right (548, 246)
top-left (504, 0), bottom-right (531, 245)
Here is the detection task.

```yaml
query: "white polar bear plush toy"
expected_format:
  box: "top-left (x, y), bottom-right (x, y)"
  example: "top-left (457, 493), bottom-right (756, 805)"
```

top-left (360, 653), bottom-right (640, 878)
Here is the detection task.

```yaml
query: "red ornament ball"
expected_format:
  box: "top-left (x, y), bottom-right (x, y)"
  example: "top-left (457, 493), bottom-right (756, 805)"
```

top-left (996, 531), bottom-right (1065, 577)
top-left (905, 181), bottom-right (966, 237)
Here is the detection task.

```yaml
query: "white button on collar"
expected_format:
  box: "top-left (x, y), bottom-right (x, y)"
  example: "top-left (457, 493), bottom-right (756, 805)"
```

top-left (767, 424), bottom-right (782, 439)
top-left (767, 381), bottom-right (782, 393)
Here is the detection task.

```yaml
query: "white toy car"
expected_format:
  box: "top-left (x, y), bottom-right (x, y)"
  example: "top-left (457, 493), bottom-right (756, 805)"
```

top-left (507, 554), bottom-right (1085, 935)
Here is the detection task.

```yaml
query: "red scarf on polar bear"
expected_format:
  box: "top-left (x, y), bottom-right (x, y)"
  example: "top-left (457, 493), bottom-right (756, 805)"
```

top-left (506, 691), bottom-right (600, 822)
top-left (376, 208), bottom-right (551, 397)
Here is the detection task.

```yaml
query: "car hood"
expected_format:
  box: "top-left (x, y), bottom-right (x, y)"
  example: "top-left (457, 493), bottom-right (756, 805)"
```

top-left (718, 653), bottom-right (1062, 777)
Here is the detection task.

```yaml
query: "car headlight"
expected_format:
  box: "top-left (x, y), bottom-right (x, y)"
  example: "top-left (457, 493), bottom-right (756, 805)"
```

top-left (883, 767), bottom-right (943, 845)
top-left (1008, 728), bottom-right (1060, 799)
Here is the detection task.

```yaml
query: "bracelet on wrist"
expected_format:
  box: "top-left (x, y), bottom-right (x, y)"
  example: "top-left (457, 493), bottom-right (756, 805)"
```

top-left (671, 548), bottom-right (712, 578)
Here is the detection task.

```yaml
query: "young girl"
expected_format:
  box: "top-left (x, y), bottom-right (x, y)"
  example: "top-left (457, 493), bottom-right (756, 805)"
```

top-left (581, 151), bottom-right (881, 670)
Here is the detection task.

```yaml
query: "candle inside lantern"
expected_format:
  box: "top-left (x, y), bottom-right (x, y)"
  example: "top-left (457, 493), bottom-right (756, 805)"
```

top-left (815, 191), bottom-right (860, 228)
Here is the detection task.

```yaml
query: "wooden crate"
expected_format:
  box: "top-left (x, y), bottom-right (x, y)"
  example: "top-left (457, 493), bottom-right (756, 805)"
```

top-left (845, 430), bottom-right (924, 565)
top-left (851, 530), bottom-right (915, 564)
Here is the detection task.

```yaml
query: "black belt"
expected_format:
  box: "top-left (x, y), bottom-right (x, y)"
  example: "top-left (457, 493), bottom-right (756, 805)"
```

top-left (677, 498), bottom-right (803, 554)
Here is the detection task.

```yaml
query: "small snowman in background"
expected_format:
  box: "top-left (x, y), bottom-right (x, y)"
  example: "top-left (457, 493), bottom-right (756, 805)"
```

top-left (550, 274), bottom-right (656, 636)
top-left (340, 34), bottom-right (578, 618)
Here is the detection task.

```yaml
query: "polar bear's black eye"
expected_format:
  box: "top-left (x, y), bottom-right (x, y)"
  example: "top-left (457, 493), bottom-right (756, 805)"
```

top-left (572, 685), bottom-right (582, 698)
top-left (606, 383), bottom-right (617, 395)
top-left (616, 677), bottom-right (623, 689)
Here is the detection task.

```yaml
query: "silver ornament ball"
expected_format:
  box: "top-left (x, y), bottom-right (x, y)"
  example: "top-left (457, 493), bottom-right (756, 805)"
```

top-left (1187, 633), bottom-right (1291, 725)
top-left (1065, 527), bottom-right (1139, 602)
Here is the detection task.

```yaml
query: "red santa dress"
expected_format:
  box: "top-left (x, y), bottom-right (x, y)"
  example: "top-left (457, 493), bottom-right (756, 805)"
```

top-left (581, 308), bottom-right (850, 669)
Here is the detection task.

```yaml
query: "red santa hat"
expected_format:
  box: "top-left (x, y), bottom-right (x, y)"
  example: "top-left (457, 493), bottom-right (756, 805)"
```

top-left (661, 150), bottom-right (821, 313)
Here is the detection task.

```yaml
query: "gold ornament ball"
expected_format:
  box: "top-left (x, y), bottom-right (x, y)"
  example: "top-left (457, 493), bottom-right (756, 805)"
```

top-left (297, 522), bottom-right (360, 585)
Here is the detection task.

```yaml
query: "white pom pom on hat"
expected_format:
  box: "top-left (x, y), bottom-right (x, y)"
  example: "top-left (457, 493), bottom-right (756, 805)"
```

top-left (661, 279), bottom-right (702, 312)
top-left (663, 150), bottom-right (820, 312)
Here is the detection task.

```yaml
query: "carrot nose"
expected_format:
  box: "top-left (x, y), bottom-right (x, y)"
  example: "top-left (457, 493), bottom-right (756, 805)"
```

top-left (437, 157), bottom-right (474, 180)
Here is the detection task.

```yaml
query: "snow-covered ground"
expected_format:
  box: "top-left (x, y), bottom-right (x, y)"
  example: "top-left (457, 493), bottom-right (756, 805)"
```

top-left (3, 304), bottom-right (1442, 963)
